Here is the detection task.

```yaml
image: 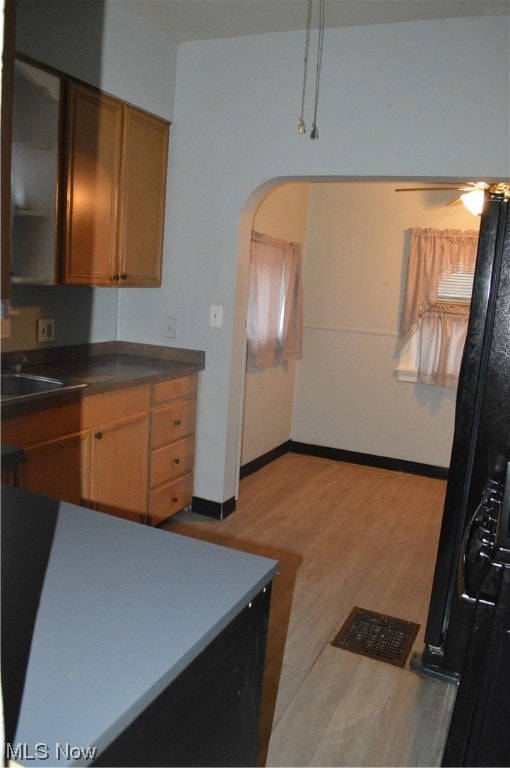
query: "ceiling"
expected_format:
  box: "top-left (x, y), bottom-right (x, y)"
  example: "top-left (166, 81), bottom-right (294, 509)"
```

top-left (130, 0), bottom-right (510, 43)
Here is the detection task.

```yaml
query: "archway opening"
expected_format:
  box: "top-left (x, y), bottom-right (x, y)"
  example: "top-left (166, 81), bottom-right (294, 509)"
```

top-left (233, 177), bottom-right (481, 498)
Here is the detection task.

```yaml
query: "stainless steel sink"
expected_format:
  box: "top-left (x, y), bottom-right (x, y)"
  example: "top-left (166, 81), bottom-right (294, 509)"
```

top-left (1, 373), bottom-right (87, 402)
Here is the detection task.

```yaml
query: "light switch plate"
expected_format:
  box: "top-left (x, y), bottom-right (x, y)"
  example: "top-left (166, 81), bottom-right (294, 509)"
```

top-left (209, 305), bottom-right (223, 328)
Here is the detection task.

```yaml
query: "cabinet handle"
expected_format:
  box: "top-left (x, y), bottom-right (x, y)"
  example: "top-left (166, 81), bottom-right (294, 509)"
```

top-left (112, 274), bottom-right (120, 281)
top-left (174, 419), bottom-right (181, 427)
top-left (171, 496), bottom-right (179, 504)
top-left (120, 273), bottom-right (128, 280)
top-left (173, 458), bottom-right (180, 465)
top-left (94, 431), bottom-right (103, 440)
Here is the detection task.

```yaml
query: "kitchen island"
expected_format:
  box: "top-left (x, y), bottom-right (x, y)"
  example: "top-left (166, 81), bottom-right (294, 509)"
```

top-left (2, 485), bottom-right (277, 766)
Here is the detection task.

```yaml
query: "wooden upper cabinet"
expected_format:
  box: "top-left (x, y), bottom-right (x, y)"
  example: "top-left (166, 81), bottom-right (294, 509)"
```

top-left (63, 79), bottom-right (169, 287)
top-left (64, 81), bottom-right (122, 285)
top-left (119, 106), bottom-right (168, 286)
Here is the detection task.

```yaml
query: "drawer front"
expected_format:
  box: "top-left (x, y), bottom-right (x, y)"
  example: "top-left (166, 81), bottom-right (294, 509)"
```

top-left (153, 375), bottom-right (197, 405)
top-left (151, 400), bottom-right (196, 449)
top-left (2, 401), bottom-right (83, 446)
top-left (149, 473), bottom-right (193, 525)
top-left (150, 435), bottom-right (195, 487)
top-left (81, 385), bottom-right (151, 428)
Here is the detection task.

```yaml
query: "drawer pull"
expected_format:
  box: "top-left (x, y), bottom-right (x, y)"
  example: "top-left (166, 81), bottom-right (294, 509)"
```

top-left (173, 457), bottom-right (181, 465)
top-left (94, 431), bottom-right (103, 440)
top-left (174, 419), bottom-right (182, 427)
top-left (171, 496), bottom-right (179, 504)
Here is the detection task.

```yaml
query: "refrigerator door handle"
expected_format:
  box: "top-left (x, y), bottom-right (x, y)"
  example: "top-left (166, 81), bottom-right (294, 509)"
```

top-left (457, 479), bottom-right (502, 602)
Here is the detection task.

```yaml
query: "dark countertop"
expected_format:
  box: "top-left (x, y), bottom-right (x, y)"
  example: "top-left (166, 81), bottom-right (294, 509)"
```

top-left (3, 485), bottom-right (277, 765)
top-left (1, 341), bottom-right (205, 418)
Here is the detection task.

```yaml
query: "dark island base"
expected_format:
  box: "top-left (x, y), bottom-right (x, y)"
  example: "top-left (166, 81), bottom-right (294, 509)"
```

top-left (93, 584), bottom-right (272, 767)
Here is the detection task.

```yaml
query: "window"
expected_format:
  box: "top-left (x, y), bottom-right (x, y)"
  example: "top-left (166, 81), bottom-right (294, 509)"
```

top-left (398, 228), bottom-right (479, 387)
top-left (246, 231), bottom-right (303, 370)
top-left (437, 271), bottom-right (474, 304)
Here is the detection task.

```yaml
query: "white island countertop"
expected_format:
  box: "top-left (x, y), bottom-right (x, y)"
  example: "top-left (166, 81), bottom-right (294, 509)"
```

top-left (2, 485), bottom-right (278, 766)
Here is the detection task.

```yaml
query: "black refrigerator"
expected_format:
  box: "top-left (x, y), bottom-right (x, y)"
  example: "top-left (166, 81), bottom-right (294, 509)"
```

top-left (411, 190), bottom-right (510, 765)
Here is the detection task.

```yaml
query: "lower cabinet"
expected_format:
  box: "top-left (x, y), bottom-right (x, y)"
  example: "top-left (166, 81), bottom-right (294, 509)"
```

top-left (148, 375), bottom-right (197, 525)
top-left (90, 413), bottom-right (149, 524)
top-left (2, 375), bottom-right (198, 525)
top-left (149, 472), bottom-right (194, 525)
top-left (22, 431), bottom-right (90, 506)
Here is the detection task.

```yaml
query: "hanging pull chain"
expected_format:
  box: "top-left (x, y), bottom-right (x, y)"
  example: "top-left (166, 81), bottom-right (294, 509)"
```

top-left (310, 0), bottom-right (325, 139)
top-left (298, 0), bottom-right (313, 134)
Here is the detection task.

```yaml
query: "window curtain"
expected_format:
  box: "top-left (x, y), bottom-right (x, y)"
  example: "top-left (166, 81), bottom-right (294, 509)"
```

top-left (398, 228), bottom-right (479, 387)
top-left (418, 303), bottom-right (471, 387)
top-left (247, 231), bottom-right (303, 369)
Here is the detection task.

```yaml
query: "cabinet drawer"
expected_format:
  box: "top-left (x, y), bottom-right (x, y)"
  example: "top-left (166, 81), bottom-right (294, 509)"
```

top-left (151, 400), bottom-right (196, 449)
top-left (81, 385), bottom-right (151, 428)
top-left (150, 435), bottom-right (195, 487)
top-left (149, 473), bottom-right (193, 525)
top-left (2, 401), bottom-right (82, 446)
top-left (153, 375), bottom-right (197, 405)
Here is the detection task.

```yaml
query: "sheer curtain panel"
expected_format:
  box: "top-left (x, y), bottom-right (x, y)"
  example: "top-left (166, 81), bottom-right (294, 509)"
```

top-left (247, 231), bottom-right (303, 369)
top-left (398, 228), bottom-right (479, 387)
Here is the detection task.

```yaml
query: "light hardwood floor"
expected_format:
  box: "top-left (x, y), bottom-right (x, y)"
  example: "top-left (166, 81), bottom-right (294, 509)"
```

top-left (164, 453), bottom-right (457, 767)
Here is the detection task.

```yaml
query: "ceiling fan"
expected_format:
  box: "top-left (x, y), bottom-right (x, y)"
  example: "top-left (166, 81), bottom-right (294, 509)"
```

top-left (395, 181), bottom-right (510, 215)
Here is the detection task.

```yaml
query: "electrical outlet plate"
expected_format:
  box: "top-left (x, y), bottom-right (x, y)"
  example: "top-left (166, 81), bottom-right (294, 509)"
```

top-left (37, 318), bottom-right (55, 343)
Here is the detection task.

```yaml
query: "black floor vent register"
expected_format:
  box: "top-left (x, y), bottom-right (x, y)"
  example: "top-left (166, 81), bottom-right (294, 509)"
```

top-left (332, 607), bottom-right (420, 668)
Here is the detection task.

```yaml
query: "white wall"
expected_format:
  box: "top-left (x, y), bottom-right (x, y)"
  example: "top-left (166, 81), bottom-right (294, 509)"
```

top-left (16, 0), bottom-right (176, 117)
top-left (120, 15), bottom-right (509, 504)
top-left (293, 180), bottom-right (480, 468)
top-left (241, 182), bottom-right (309, 466)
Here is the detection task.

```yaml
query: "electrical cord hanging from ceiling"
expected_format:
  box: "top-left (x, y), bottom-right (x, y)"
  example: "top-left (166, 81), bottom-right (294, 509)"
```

top-left (298, 0), bottom-right (325, 140)
top-left (310, 0), bottom-right (325, 139)
top-left (298, 0), bottom-right (313, 134)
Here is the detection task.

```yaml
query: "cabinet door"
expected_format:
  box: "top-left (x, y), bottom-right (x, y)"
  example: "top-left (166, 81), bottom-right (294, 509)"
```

top-left (90, 413), bottom-right (149, 524)
top-left (23, 432), bottom-right (90, 506)
top-left (118, 106), bottom-right (169, 286)
top-left (64, 81), bottom-right (123, 285)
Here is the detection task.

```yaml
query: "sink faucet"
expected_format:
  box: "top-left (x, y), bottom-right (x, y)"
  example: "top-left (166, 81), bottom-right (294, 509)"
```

top-left (9, 354), bottom-right (28, 372)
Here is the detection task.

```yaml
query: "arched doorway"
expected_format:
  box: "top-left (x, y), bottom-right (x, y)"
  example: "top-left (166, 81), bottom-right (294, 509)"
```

top-left (234, 178), bottom-right (480, 498)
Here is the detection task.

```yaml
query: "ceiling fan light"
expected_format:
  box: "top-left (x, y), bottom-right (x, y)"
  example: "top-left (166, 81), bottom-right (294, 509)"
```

top-left (461, 189), bottom-right (485, 216)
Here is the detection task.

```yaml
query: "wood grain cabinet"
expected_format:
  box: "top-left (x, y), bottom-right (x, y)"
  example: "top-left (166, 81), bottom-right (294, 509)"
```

top-left (2, 384), bottom-right (151, 524)
top-left (64, 80), bottom-right (169, 287)
top-left (2, 376), bottom-right (198, 526)
top-left (22, 431), bottom-right (90, 507)
top-left (9, 58), bottom-right (169, 288)
top-left (82, 385), bottom-right (152, 522)
top-left (149, 375), bottom-right (198, 526)
top-left (90, 413), bottom-right (149, 524)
